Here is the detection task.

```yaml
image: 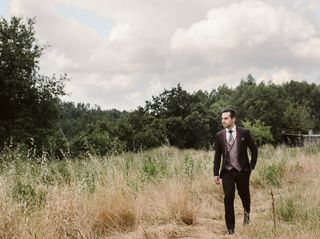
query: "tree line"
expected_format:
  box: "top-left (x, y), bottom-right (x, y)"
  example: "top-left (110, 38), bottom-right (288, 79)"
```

top-left (1, 17), bottom-right (320, 158)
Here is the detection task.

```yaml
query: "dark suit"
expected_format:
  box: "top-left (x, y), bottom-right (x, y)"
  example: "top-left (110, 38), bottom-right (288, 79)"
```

top-left (213, 126), bottom-right (258, 230)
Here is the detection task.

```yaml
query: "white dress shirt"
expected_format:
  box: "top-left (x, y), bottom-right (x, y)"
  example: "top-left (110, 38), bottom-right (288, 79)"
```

top-left (226, 125), bottom-right (237, 141)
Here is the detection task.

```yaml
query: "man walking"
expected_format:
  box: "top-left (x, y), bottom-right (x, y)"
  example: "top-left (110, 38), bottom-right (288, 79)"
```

top-left (213, 109), bottom-right (258, 235)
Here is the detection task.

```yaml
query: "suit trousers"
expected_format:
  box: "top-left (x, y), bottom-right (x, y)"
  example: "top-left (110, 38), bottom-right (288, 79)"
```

top-left (221, 167), bottom-right (251, 230)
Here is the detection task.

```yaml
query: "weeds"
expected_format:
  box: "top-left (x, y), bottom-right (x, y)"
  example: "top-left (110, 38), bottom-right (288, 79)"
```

top-left (0, 145), bottom-right (318, 238)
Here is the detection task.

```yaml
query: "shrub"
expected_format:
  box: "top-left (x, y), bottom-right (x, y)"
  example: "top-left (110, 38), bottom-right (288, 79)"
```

top-left (259, 160), bottom-right (286, 187)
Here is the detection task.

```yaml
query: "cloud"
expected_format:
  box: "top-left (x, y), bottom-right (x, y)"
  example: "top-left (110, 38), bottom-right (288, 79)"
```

top-left (6, 0), bottom-right (320, 110)
top-left (271, 70), bottom-right (304, 84)
top-left (169, 1), bottom-right (320, 88)
top-left (258, 69), bottom-right (304, 84)
top-left (171, 1), bottom-right (317, 56)
top-left (292, 38), bottom-right (320, 60)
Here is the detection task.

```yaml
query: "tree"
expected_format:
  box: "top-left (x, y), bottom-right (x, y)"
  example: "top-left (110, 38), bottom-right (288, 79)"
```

top-left (0, 17), bottom-right (66, 150)
top-left (125, 107), bottom-right (166, 150)
top-left (145, 83), bottom-right (193, 118)
top-left (233, 76), bottom-right (287, 142)
top-left (242, 120), bottom-right (274, 146)
top-left (282, 81), bottom-right (320, 132)
top-left (145, 84), bottom-right (215, 149)
top-left (283, 102), bottom-right (315, 133)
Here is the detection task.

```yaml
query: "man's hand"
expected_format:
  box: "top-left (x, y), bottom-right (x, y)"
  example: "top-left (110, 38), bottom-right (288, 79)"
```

top-left (214, 176), bottom-right (221, 185)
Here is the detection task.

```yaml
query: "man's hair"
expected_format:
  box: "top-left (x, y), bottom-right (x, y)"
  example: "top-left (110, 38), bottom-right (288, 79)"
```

top-left (222, 108), bottom-right (236, 119)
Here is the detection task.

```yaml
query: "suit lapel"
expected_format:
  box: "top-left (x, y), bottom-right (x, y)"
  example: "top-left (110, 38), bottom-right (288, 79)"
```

top-left (223, 130), bottom-right (227, 155)
top-left (236, 127), bottom-right (242, 158)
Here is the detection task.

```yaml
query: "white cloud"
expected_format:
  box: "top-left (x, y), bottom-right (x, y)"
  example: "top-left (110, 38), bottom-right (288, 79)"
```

top-left (258, 69), bottom-right (304, 84)
top-left (292, 37), bottom-right (320, 60)
top-left (6, 0), bottom-right (320, 110)
top-left (171, 1), bottom-right (316, 54)
top-left (271, 70), bottom-right (303, 84)
top-left (41, 49), bottom-right (76, 73)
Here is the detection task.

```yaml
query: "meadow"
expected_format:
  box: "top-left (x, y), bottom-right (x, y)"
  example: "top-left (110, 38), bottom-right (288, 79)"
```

top-left (0, 144), bottom-right (319, 239)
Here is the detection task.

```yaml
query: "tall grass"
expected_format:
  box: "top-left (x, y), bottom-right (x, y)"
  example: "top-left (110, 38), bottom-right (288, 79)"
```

top-left (0, 144), bottom-right (319, 238)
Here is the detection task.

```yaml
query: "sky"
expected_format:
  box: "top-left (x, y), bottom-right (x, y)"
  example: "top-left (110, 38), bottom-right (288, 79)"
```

top-left (1, 0), bottom-right (320, 110)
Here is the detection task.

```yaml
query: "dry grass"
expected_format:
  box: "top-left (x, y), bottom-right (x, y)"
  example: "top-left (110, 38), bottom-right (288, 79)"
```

top-left (0, 144), bottom-right (319, 238)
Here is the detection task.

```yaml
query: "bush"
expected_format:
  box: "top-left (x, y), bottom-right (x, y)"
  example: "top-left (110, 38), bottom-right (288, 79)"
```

top-left (242, 119), bottom-right (274, 146)
top-left (259, 160), bottom-right (286, 187)
top-left (277, 195), bottom-right (296, 222)
top-left (11, 180), bottom-right (46, 211)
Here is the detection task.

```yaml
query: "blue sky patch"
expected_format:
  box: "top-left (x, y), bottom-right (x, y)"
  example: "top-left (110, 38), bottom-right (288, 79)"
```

top-left (0, 0), bottom-right (8, 17)
top-left (55, 4), bottom-right (115, 38)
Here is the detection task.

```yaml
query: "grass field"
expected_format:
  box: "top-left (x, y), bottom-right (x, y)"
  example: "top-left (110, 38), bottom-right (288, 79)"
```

top-left (0, 144), bottom-right (319, 238)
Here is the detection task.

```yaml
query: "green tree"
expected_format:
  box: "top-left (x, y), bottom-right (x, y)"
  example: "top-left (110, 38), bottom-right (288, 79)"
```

top-left (145, 84), bottom-right (215, 148)
top-left (125, 107), bottom-right (166, 150)
top-left (242, 119), bottom-right (274, 146)
top-left (233, 75), bottom-right (287, 142)
top-left (282, 81), bottom-right (320, 131)
top-left (0, 17), bottom-right (66, 150)
top-left (283, 102), bottom-right (315, 133)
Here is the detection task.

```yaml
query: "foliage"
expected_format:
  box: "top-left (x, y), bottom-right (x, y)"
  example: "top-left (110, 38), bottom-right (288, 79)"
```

top-left (1, 16), bottom-right (320, 158)
top-left (259, 160), bottom-right (286, 187)
top-left (0, 17), bottom-right (66, 152)
top-left (242, 119), bottom-right (274, 146)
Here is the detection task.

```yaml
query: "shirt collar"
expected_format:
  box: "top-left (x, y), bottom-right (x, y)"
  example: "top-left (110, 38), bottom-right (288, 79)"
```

top-left (225, 125), bottom-right (236, 133)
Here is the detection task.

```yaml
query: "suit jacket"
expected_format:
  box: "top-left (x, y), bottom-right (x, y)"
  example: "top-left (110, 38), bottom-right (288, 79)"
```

top-left (213, 126), bottom-right (258, 177)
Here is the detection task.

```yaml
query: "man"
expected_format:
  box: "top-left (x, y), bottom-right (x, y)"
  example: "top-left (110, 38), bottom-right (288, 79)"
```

top-left (213, 109), bottom-right (258, 235)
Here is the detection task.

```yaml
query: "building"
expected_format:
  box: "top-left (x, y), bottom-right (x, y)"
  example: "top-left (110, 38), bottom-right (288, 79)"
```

top-left (282, 129), bottom-right (320, 147)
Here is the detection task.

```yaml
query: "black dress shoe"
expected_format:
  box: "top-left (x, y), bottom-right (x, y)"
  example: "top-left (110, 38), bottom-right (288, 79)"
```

top-left (225, 229), bottom-right (234, 235)
top-left (243, 212), bottom-right (250, 225)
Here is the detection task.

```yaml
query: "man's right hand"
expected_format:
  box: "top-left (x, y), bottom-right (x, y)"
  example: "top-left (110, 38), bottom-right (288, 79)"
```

top-left (214, 176), bottom-right (221, 185)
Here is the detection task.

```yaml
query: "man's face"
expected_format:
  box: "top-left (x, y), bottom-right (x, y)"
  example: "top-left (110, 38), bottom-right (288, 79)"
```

top-left (221, 112), bottom-right (235, 129)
